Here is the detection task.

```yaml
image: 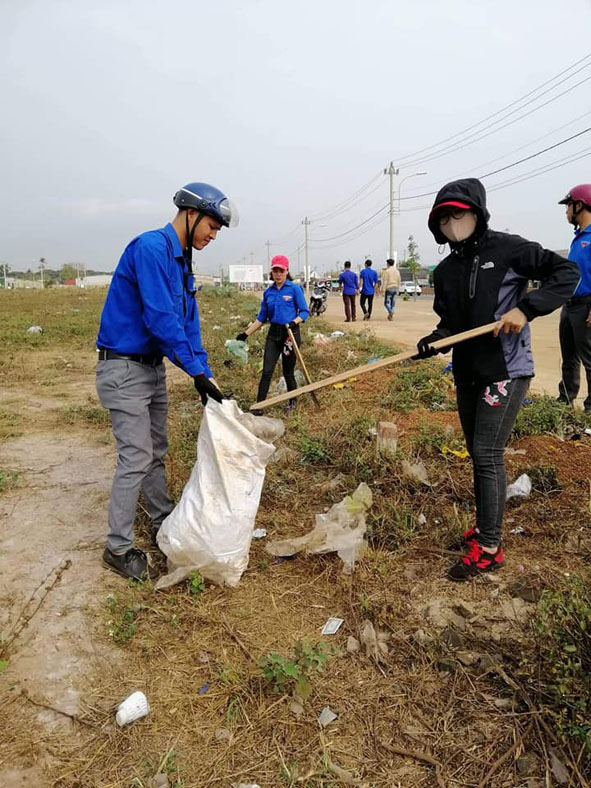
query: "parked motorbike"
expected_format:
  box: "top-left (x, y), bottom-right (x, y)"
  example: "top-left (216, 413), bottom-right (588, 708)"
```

top-left (309, 283), bottom-right (329, 316)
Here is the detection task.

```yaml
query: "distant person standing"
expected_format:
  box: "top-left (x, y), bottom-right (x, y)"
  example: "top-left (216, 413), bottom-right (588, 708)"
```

top-left (338, 261), bottom-right (359, 322)
top-left (381, 258), bottom-right (401, 321)
top-left (359, 259), bottom-right (379, 320)
top-left (557, 185), bottom-right (591, 412)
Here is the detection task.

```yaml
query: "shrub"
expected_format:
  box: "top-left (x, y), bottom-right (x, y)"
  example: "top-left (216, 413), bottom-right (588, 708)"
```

top-left (260, 640), bottom-right (329, 699)
top-left (512, 395), bottom-right (585, 438)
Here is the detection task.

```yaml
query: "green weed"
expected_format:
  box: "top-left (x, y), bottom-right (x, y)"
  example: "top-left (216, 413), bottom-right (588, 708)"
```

top-left (260, 640), bottom-right (329, 699)
top-left (188, 570), bottom-right (206, 598)
top-left (106, 594), bottom-right (137, 644)
top-left (528, 464), bottom-right (561, 494)
top-left (512, 395), bottom-right (589, 438)
top-left (384, 362), bottom-right (454, 413)
top-left (298, 432), bottom-right (333, 465)
top-left (0, 468), bottom-right (20, 495)
top-left (59, 399), bottom-right (110, 429)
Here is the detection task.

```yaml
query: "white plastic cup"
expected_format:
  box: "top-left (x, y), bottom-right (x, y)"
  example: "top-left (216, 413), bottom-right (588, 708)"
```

top-left (115, 691), bottom-right (150, 726)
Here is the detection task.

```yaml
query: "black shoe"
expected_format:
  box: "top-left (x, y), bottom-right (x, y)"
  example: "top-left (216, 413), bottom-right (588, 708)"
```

top-left (102, 547), bottom-right (158, 581)
top-left (250, 408), bottom-right (264, 416)
top-left (151, 525), bottom-right (160, 547)
top-left (447, 542), bottom-right (504, 582)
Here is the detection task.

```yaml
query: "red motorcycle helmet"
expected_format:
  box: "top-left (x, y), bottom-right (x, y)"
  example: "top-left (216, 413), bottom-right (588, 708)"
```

top-left (558, 184), bottom-right (591, 208)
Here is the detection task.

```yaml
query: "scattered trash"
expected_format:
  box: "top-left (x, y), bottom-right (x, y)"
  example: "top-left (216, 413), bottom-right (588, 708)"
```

top-left (252, 528), bottom-right (267, 539)
top-left (376, 421), bottom-right (398, 457)
top-left (585, 428), bottom-right (591, 437)
top-left (442, 361), bottom-right (453, 374)
top-left (225, 339), bottom-right (248, 364)
top-left (347, 636), bottom-right (360, 653)
top-left (510, 525), bottom-right (526, 535)
top-left (346, 350), bottom-right (357, 361)
top-left (266, 483), bottom-right (372, 573)
top-left (505, 448), bottom-right (526, 455)
top-left (360, 619), bottom-right (389, 663)
top-left (317, 706), bottom-right (338, 728)
top-left (315, 473), bottom-right (346, 492)
top-left (115, 691), bottom-right (150, 726)
top-left (198, 651), bottom-right (210, 664)
top-left (441, 445), bottom-right (469, 459)
top-left (367, 426), bottom-right (377, 437)
top-left (417, 513), bottom-right (427, 526)
top-left (26, 325), bottom-right (43, 334)
top-left (233, 783), bottom-right (261, 788)
top-left (522, 397), bottom-right (533, 405)
top-left (367, 356), bottom-right (381, 364)
top-left (213, 324), bottom-right (222, 330)
top-left (290, 697), bottom-right (305, 717)
top-left (506, 473), bottom-right (532, 500)
top-left (313, 333), bottom-right (330, 346)
top-left (330, 331), bottom-right (345, 338)
top-left (214, 727), bottom-right (232, 743)
top-left (401, 460), bottom-right (431, 486)
top-left (333, 376), bottom-right (358, 390)
top-left (198, 683), bottom-right (209, 695)
top-left (156, 401), bottom-right (284, 589)
top-left (147, 774), bottom-right (169, 788)
top-left (321, 617), bottom-right (344, 635)
top-left (272, 370), bottom-right (305, 395)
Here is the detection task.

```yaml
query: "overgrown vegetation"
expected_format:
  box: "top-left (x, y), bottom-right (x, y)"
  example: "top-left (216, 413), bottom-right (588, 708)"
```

top-left (260, 640), bottom-right (329, 699)
top-left (383, 361), bottom-right (455, 412)
top-left (512, 394), bottom-right (590, 437)
top-left (0, 468), bottom-right (20, 495)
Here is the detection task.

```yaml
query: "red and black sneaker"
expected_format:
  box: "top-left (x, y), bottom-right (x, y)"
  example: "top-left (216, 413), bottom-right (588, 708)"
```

top-left (447, 541), bottom-right (504, 582)
top-left (447, 525), bottom-right (479, 552)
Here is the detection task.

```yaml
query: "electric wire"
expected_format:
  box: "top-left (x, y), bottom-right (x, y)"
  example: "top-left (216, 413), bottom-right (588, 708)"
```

top-left (308, 171), bottom-right (383, 222)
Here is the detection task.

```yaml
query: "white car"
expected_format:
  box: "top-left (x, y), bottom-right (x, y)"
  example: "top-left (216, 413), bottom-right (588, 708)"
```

top-left (400, 282), bottom-right (422, 296)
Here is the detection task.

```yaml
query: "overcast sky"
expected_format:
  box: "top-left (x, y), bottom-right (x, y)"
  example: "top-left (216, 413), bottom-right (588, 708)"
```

top-left (1, 0), bottom-right (590, 275)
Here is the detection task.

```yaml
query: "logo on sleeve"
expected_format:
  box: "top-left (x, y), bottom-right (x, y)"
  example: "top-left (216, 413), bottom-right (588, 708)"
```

top-left (582, 242), bottom-right (589, 248)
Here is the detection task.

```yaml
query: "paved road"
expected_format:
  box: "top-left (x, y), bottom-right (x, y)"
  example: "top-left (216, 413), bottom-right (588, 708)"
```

top-left (319, 293), bottom-right (586, 407)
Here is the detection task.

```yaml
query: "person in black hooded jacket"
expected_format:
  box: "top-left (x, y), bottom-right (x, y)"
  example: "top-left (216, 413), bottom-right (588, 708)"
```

top-left (416, 178), bottom-right (578, 581)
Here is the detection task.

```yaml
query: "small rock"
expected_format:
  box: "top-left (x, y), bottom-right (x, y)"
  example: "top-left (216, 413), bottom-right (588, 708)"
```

top-left (477, 653), bottom-right (501, 674)
top-left (346, 636), bottom-right (360, 653)
top-left (456, 650), bottom-right (479, 666)
top-left (508, 580), bottom-right (542, 603)
top-left (500, 597), bottom-right (532, 623)
top-left (437, 657), bottom-right (456, 673)
top-left (26, 325), bottom-right (43, 334)
top-left (413, 629), bottom-right (434, 646)
top-left (290, 698), bottom-right (304, 717)
top-left (417, 513), bottom-right (427, 526)
top-left (198, 651), bottom-right (210, 663)
top-left (549, 749), bottom-right (569, 785)
top-left (441, 627), bottom-right (464, 650)
top-left (516, 754), bottom-right (539, 776)
top-left (147, 775), bottom-right (169, 788)
top-left (453, 602), bottom-right (475, 620)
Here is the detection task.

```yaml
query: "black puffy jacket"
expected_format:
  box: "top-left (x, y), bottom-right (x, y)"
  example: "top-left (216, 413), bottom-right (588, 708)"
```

top-left (428, 179), bottom-right (579, 385)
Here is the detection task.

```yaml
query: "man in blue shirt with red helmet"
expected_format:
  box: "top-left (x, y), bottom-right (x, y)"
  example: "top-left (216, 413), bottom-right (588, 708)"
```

top-left (557, 184), bottom-right (591, 412)
top-left (96, 182), bottom-right (238, 581)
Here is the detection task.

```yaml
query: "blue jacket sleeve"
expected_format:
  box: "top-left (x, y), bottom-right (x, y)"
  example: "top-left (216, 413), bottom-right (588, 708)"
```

top-left (134, 237), bottom-right (209, 377)
top-left (354, 273), bottom-right (359, 289)
top-left (185, 295), bottom-right (212, 378)
top-left (294, 285), bottom-right (309, 322)
top-left (257, 291), bottom-right (269, 323)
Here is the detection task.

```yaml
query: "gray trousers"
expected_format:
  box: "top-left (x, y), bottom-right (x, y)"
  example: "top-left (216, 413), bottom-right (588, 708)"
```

top-left (96, 359), bottom-right (173, 554)
top-left (558, 302), bottom-right (591, 410)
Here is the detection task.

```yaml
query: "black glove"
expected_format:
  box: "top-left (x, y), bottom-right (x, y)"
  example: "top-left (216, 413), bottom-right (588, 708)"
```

top-left (235, 332), bottom-right (248, 342)
top-left (193, 374), bottom-right (224, 405)
top-left (412, 330), bottom-right (447, 360)
top-left (287, 321), bottom-right (299, 331)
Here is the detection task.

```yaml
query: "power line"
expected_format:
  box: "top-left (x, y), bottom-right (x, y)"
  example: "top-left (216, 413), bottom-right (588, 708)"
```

top-left (310, 202), bottom-right (389, 242)
top-left (308, 171), bottom-right (383, 222)
top-left (395, 52), bottom-right (591, 165)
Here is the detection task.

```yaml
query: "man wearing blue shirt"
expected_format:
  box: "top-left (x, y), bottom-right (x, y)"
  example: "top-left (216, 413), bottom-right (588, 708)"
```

top-left (96, 182), bottom-right (238, 581)
top-left (557, 184), bottom-right (591, 413)
top-left (338, 261), bottom-right (359, 322)
top-left (359, 259), bottom-right (379, 321)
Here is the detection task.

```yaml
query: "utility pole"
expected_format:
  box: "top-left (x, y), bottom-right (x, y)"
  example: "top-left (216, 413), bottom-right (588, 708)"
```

top-left (265, 240), bottom-right (271, 266)
top-left (250, 251), bottom-right (254, 266)
top-left (302, 216), bottom-right (311, 297)
top-left (39, 257), bottom-right (46, 288)
top-left (384, 162), bottom-right (399, 265)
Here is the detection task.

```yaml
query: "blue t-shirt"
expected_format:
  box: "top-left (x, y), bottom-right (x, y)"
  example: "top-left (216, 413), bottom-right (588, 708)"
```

top-left (570, 225), bottom-right (591, 297)
top-left (359, 267), bottom-right (378, 295)
top-left (338, 269), bottom-right (358, 295)
top-left (97, 223), bottom-right (211, 377)
top-left (256, 280), bottom-right (309, 325)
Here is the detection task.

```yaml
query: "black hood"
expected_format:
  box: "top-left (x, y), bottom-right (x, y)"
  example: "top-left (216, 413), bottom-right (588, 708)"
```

top-left (428, 178), bottom-right (490, 245)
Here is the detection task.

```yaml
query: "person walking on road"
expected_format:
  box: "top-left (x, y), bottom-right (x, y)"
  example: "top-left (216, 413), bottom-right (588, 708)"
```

top-left (236, 255), bottom-right (309, 412)
top-left (96, 182), bottom-right (238, 581)
top-left (557, 184), bottom-right (591, 412)
top-left (415, 178), bottom-right (577, 582)
top-left (381, 258), bottom-right (401, 321)
top-left (338, 261), bottom-right (359, 322)
top-left (359, 259), bottom-right (379, 320)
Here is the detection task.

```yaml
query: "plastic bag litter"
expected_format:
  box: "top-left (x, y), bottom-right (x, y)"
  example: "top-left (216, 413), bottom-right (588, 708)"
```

top-left (313, 333), bottom-right (331, 346)
top-left (156, 400), bottom-right (284, 589)
top-left (225, 339), bottom-right (248, 364)
top-left (330, 330), bottom-right (345, 338)
top-left (272, 369), bottom-right (305, 395)
top-left (265, 483), bottom-right (372, 573)
top-left (360, 619), bottom-right (389, 663)
top-left (506, 473), bottom-right (532, 500)
top-left (27, 325), bottom-right (43, 334)
top-left (401, 459), bottom-right (431, 486)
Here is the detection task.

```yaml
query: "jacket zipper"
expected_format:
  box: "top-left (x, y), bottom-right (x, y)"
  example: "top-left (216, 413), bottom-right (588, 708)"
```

top-left (469, 255), bottom-right (479, 299)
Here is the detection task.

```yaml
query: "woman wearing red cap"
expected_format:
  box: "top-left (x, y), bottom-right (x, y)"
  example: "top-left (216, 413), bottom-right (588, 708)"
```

top-left (236, 255), bottom-right (309, 411)
top-left (416, 178), bottom-right (578, 581)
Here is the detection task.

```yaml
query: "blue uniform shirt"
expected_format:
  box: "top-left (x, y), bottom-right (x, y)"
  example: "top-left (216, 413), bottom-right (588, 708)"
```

top-left (359, 267), bottom-right (378, 295)
top-left (338, 269), bottom-right (358, 295)
top-left (256, 280), bottom-right (309, 325)
top-left (570, 225), bottom-right (591, 297)
top-left (97, 223), bottom-right (212, 378)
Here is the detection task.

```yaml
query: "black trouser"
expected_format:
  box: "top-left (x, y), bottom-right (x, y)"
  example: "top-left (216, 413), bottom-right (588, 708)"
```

top-left (256, 324), bottom-right (301, 403)
top-left (456, 377), bottom-right (530, 548)
top-left (360, 293), bottom-right (374, 317)
top-left (558, 300), bottom-right (591, 410)
top-left (342, 294), bottom-right (356, 321)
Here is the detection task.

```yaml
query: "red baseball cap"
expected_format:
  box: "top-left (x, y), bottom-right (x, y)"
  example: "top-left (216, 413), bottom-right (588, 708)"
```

top-left (430, 200), bottom-right (472, 217)
top-left (271, 255), bottom-right (289, 270)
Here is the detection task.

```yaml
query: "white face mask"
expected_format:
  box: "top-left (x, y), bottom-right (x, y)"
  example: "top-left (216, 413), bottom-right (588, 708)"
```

top-left (440, 212), bottom-right (477, 243)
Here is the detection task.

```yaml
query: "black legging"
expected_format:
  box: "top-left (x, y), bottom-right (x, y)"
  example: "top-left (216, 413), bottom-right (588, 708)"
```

top-left (257, 324), bottom-right (301, 403)
top-left (360, 293), bottom-right (374, 317)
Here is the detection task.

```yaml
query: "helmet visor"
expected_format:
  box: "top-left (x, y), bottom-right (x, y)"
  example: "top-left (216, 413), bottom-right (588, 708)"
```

top-left (219, 198), bottom-right (239, 228)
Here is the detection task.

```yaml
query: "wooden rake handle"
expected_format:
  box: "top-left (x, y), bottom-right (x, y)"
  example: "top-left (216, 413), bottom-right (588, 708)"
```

top-left (286, 325), bottom-right (321, 409)
top-left (251, 322), bottom-right (498, 411)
